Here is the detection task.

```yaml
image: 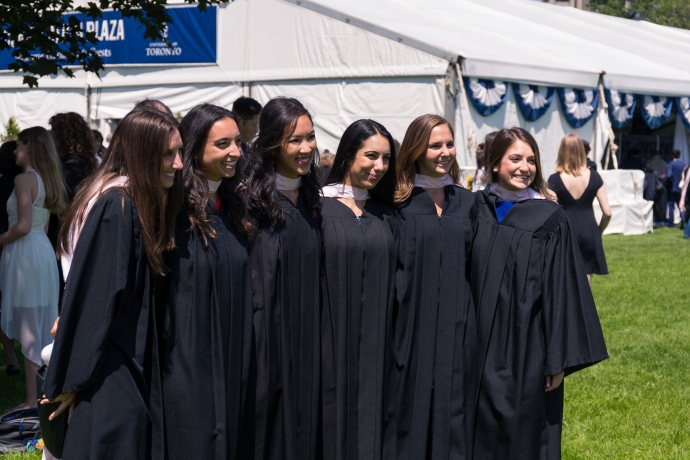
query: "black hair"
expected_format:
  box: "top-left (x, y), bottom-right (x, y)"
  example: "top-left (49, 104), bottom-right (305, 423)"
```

top-left (180, 103), bottom-right (250, 236)
top-left (582, 139), bottom-right (591, 154)
top-left (134, 99), bottom-right (174, 118)
top-left (232, 96), bottom-right (263, 120)
top-left (326, 119), bottom-right (397, 206)
top-left (0, 140), bottom-right (22, 176)
top-left (671, 149), bottom-right (681, 159)
top-left (244, 97), bottom-right (321, 227)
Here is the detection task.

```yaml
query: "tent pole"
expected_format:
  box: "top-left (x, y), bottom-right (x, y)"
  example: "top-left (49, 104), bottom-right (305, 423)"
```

top-left (454, 62), bottom-right (476, 167)
top-left (85, 84), bottom-right (91, 125)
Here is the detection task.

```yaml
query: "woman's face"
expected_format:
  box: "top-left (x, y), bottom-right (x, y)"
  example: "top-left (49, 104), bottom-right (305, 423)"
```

top-left (161, 129), bottom-right (184, 189)
top-left (495, 139), bottom-right (537, 191)
top-left (274, 115), bottom-right (316, 179)
top-left (416, 124), bottom-right (456, 178)
top-left (14, 139), bottom-right (30, 169)
top-left (345, 134), bottom-right (391, 190)
top-left (200, 117), bottom-right (242, 181)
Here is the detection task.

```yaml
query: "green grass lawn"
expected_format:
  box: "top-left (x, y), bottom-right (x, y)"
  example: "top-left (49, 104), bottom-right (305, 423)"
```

top-left (1, 227), bottom-right (689, 459)
top-left (563, 227), bottom-right (690, 459)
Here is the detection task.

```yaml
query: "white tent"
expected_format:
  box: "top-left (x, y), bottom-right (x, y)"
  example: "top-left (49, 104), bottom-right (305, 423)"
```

top-left (2, 0), bottom-right (689, 233)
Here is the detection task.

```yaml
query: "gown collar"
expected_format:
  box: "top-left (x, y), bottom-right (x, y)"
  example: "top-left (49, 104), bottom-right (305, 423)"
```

top-left (275, 172), bottom-right (302, 191)
top-left (321, 183), bottom-right (370, 200)
top-left (414, 173), bottom-right (455, 189)
top-left (487, 183), bottom-right (546, 202)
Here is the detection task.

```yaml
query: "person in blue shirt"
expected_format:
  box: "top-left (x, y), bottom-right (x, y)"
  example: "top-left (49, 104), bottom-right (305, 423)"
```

top-left (667, 149), bottom-right (687, 226)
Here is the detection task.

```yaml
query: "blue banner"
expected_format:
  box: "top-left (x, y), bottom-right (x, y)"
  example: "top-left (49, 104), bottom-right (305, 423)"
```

top-left (463, 78), bottom-right (509, 116)
top-left (512, 83), bottom-right (554, 122)
top-left (0, 6), bottom-right (216, 70)
top-left (557, 87), bottom-right (599, 129)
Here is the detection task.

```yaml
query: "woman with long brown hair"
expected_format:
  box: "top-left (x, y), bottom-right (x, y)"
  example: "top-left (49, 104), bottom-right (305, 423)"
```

top-left (42, 108), bottom-right (184, 459)
top-left (156, 103), bottom-right (253, 460)
top-left (0, 127), bottom-right (66, 413)
top-left (242, 97), bottom-right (322, 460)
top-left (472, 127), bottom-right (607, 460)
top-left (548, 134), bottom-right (611, 283)
top-left (384, 114), bottom-right (476, 459)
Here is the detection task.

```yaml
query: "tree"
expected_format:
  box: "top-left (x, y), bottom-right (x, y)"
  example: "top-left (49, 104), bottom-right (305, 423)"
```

top-left (0, 1), bottom-right (230, 88)
top-left (1, 117), bottom-right (21, 141)
top-left (589, 0), bottom-right (690, 30)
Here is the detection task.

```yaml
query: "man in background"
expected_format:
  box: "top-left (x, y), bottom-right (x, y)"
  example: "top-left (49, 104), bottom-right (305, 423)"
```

top-left (232, 96), bottom-right (262, 155)
top-left (667, 149), bottom-right (687, 227)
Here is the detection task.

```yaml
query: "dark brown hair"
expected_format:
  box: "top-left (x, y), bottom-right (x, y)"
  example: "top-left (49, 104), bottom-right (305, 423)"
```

top-left (395, 114), bottom-right (459, 203)
top-left (486, 127), bottom-right (554, 199)
top-left (48, 112), bottom-right (97, 169)
top-left (17, 127), bottom-right (68, 214)
top-left (180, 103), bottom-right (252, 239)
top-left (58, 108), bottom-right (184, 275)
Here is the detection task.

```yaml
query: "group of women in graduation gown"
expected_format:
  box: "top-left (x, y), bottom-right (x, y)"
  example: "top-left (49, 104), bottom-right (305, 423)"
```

top-left (42, 99), bottom-right (607, 460)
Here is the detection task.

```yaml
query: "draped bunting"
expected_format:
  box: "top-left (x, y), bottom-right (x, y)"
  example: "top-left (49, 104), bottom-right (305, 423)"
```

top-left (512, 84), bottom-right (554, 122)
top-left (676, 97), bottom-right (690, 130)
top-left (638, 95), bottom-right (672, 130)
top-left (557, 87), bottom-right (599, 128)
top-left (463, 78), bottom-right (508, 116)
top-left (604, 88), bottom-right (636, 129)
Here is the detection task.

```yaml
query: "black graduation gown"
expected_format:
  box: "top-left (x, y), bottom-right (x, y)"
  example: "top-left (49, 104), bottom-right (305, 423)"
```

top-left (247, 191), bottom-right (321, 460)
top-left (156, 201), bottom-right (252, 460)
top-left (320, 197), bottom-right (397, 460)
top-left (471, 191), bottom-right (609, 460)
top-left (383, 185), bottom-right (477, 460)
top-left (44, 190), bottom-right (158, 460)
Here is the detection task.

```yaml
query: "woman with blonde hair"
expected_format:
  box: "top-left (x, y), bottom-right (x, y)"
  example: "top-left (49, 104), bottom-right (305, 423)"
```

top-left (384, 114), bottom-right (476, 459)
top-left (0, 127), bottom-right (67, 413)
top-left (548, 134), bottom-right (611, 282)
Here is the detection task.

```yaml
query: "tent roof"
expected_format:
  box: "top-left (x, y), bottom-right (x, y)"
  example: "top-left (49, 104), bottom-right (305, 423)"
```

top-left (288, 0), bottom-right (690, 95)
top-left (2, 0), bottom-right (690, 95)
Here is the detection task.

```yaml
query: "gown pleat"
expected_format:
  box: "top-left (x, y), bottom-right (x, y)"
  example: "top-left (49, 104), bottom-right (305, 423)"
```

top-left (247, 191), bottom-right (321, 460)
top-left (383, 185), bottom-right (476, 460)
top-left (155, 201), bottom-right (252, 460)
top-left (471, 191), bottom-right (608, 460)
top-left (320, 197), bottom-right (397, 460)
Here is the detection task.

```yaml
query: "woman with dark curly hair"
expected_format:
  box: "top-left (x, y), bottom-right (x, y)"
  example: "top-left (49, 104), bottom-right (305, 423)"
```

top-left (48, 112), bottom-right (97, 199)
top-left (48, 112), bottom-right (97, 249)
top-left (242, 97), bottom-right (322, 460)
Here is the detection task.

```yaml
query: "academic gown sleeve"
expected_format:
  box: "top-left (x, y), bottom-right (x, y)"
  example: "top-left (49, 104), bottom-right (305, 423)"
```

top-left (44, 191), bottom-right (136, 399)
top-left (539, 211), bottom-right (608, 377)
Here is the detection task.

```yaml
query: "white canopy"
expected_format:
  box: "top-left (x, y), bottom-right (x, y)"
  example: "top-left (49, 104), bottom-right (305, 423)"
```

top-left (289, 0), bottom-right (690, 95)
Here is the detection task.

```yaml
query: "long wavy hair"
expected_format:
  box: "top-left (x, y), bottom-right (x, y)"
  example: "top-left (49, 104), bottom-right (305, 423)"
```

top-left (48, 112), bottom-right (97, 170)
top-left (486, 127), bottom-right (554, 199)
top-left (243, 97), bottom-right (321, 227)
top-left (58, 108), bottom-right (184, 275)
top-left (17, 127), bottom-right (68, 214)
top-left (326, 119), bottom-right (397, 206)
top-left (395, 114), bottom-right (460, 203)
top-left (180, 103), bottom-right (251, 239)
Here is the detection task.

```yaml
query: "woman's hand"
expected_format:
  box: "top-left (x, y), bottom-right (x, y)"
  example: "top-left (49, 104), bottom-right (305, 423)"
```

top-left (50, 317), bottom-right (60, 338)
top-left (40, 392), bottom-right (76, 423)
top-left (545, 373), bottom-right (564, 392)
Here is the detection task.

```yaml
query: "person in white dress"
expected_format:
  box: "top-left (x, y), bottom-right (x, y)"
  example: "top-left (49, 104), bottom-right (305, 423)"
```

top-left (0, 126), bottom-right (67, 413)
